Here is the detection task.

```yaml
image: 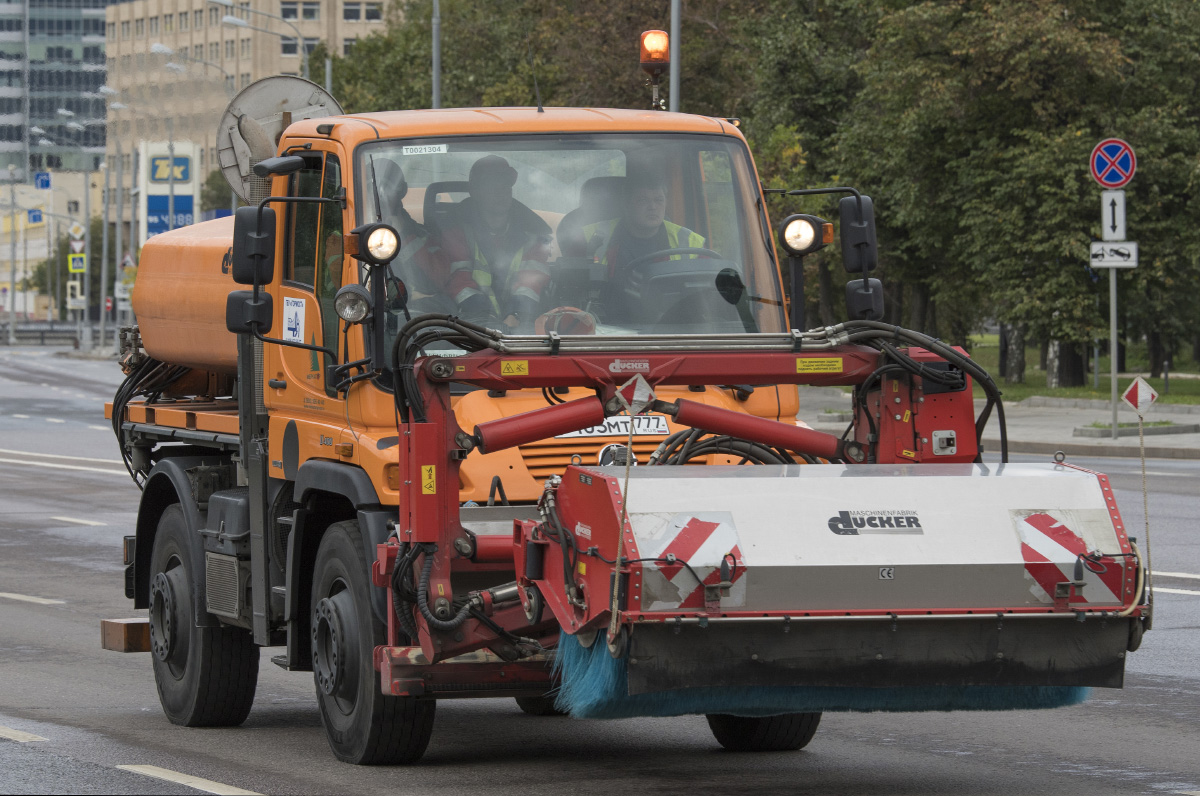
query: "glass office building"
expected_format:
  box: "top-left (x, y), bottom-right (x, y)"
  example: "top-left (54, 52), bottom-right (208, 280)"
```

top-left (0, 0), bottom-right (107, 179)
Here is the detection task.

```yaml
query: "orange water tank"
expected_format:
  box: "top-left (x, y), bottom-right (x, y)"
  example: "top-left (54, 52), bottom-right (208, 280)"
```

top-left (132, 217), bottom-right (240, 375)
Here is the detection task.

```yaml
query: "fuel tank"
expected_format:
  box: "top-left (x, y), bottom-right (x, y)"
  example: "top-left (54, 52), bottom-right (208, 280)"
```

top-left (132, 217), bottom-right (238, 374)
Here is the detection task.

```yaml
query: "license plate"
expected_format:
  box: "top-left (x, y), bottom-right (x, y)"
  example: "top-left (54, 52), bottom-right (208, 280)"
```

top-left (556, 415), bottom-right (670, 438)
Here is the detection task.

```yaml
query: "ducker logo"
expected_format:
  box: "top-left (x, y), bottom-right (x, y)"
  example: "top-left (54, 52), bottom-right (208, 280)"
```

top-left (608, 358), bottom-right (650, 373)
top-left (828, 510), bottom-right (923, 535)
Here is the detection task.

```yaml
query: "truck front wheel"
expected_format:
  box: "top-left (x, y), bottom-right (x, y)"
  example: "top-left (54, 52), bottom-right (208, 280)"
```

top-left (705, 712), bottom-right (822, 752)
top-left (148, 504), bottom-right (259, 726)
top-left (311, 520), bottom-right (435, 764)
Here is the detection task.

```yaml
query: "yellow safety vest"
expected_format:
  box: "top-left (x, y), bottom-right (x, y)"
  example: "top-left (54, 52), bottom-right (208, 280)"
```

top-left (581, 219), bottom-right (705, 266)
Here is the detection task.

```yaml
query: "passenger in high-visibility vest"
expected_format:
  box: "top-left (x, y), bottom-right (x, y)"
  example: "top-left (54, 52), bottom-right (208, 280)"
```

top-left (581, 172), bottom-right (705, 323)
top-left (439, 155), bottom-right (552, 329)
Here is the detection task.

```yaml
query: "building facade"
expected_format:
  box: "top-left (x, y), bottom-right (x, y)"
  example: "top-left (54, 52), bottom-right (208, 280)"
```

top-left (103, 0), bottom-right (385, 250)
top-left (0, 0), bottom-right (108, 179)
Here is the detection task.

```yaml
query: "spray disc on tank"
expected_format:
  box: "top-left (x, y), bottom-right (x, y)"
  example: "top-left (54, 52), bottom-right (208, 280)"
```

top-left (217, 76), bottom-right (343, 206)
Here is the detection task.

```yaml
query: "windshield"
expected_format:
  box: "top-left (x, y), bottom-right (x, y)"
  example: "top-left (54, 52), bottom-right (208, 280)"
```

top-left (355, 133), bottom-right (785, 355)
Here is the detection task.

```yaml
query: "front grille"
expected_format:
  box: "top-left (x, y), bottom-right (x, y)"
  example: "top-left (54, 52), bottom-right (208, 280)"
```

top-left (518, 437), bottom-right (665, 480)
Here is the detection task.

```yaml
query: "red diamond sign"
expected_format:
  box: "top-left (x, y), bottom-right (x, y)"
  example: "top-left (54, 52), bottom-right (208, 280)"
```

top-left (1121, 377), bottom-right (1158, 414)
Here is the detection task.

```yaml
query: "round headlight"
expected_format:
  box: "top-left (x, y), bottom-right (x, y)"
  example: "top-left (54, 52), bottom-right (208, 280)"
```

top-left (784, 218), bottom-right (816, 252)
top-left (334, 284), bottom-right (373, 324)
top-left (778, 213), bottom-right (831, 257)
top-left (366, 226), bottom-right (399, 261)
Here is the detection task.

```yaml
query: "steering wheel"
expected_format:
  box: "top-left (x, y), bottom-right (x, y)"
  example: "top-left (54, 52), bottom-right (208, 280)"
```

top-left (622, 247), bottom-right (724, 272)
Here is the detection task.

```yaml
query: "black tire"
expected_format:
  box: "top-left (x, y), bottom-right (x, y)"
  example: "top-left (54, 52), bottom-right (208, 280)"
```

top-left (311, 521), bottom-right (435, 764)
top-left (705, 712), bottom-right (822, 752)
top-left (514, 695), bottom-right (566, 716)
top-left (148, 504), bottom-right (259, 727)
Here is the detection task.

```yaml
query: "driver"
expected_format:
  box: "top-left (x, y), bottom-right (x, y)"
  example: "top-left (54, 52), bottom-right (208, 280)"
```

top-left (581, 170), bottom-right (705, 321)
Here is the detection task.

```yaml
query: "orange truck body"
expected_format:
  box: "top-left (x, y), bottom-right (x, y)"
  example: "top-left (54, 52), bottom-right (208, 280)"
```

top-left (122, 107), bottom-right (798, 505)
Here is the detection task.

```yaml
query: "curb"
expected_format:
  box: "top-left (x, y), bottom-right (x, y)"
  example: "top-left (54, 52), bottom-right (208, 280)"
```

top-left (983, 439), bottom-right (1200, 460)
top-left (1022, 395), bottom-right (1200, 415)
top-left (1073, 423), bottom-right (1200, 438)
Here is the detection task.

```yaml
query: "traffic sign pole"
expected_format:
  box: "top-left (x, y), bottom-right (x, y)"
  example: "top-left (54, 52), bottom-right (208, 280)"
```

top-left (82, 169), bottom-right (92, 351)
top-left (1090, 139), bottom-right (1138, 439)
top-left (1110, 269), bottom-right (1118, 439)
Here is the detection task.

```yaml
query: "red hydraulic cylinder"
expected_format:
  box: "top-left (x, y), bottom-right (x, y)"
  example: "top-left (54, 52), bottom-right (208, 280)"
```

top-left (671, 398), bottom-right (848, 461)
top-left (473, 396), bottom-right (607, 454)
top-left (472, 535), bottom-right (512, 563)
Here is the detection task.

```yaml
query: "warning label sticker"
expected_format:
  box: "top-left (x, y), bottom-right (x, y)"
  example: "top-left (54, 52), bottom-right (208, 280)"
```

top-left (421, 465), bottom-right (436, 494)
top-left (796, 357), bottom-right (843, 374)
top-left (500, 360), bottom-right (529, 376)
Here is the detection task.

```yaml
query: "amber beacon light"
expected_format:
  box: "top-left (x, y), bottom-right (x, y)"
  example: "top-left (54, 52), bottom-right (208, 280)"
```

top-left (640, 30), bottom-right (670, 77)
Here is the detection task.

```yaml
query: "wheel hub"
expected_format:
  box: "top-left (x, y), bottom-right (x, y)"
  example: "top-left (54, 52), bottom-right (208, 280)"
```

top-left (312, 597), bottom-right (346, 697)
top-left (149, 571), bottom-right (177, 662)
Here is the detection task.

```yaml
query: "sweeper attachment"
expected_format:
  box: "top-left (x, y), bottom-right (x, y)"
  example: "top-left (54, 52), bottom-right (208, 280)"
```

top-left (372, 315), bottom-right (1148, 760)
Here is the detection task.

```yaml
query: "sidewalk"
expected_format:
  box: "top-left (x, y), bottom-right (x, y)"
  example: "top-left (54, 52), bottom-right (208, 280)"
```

top-left (797, 386), bottom-right (1200, 460)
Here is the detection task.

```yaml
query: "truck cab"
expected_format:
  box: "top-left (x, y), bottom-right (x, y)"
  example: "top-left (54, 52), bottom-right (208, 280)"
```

top-left (264, 108), bottom-right (796, 504)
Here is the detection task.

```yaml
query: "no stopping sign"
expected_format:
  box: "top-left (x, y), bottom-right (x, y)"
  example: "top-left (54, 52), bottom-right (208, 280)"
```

top-left (1091, 139), bottom-right (1136, 188)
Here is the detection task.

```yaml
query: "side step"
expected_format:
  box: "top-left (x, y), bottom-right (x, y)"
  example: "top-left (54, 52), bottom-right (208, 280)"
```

top-left (101, 618), bottom-right (150, 652)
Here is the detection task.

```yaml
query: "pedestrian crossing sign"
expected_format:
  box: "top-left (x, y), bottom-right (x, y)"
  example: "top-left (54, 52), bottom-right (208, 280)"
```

top-left (68, 253), bottom-right (86, 273)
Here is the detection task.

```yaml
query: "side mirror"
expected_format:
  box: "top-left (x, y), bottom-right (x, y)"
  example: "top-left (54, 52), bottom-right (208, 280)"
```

top-left (845, 278), bottom-right (884, 321)
top-left (838, 195), bottom-right (877, 273)
top-left (715, 268), bottom-right (745, 306)
top-left (226, 289), bottom-right (273, 334)
top-left (231, 206), bottom-right (276, 285)
top-left (251, 155), bottom-right (306, 178)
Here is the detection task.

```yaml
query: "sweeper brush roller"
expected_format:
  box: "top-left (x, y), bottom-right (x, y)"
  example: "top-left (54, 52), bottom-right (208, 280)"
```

top-left (521, 461), bottom-right (1146, 719)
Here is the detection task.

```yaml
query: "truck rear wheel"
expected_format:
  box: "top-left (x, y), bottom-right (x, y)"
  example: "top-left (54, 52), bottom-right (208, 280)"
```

top-left (705, 712), bottom-right (821, 752)
top-left (514, 695), bottom-right (566, 716)
top-left (311, 520), bottom-right (435, 764)
top-left (149, 504), bottom-right (259, 726)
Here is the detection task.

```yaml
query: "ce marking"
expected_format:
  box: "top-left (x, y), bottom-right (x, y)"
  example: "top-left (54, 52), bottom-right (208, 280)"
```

top-left (879, 567), bottom-right (896, 580)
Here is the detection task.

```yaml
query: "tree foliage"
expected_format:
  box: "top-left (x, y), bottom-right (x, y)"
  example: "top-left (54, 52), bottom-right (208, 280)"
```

top-left (316, 0), bottom-right (1200, 377)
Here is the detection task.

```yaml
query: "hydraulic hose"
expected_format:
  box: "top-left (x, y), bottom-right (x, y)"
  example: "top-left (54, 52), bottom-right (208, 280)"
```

top-left (416, 551), bottom-right (474, 631)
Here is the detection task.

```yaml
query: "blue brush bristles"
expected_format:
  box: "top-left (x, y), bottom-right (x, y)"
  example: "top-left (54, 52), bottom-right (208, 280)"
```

top-left (551, 631), bottom-right (1090, 720)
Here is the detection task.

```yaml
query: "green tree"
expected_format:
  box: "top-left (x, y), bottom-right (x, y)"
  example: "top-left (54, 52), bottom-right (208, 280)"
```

top-left (201, 169), bottom-right (235, 214)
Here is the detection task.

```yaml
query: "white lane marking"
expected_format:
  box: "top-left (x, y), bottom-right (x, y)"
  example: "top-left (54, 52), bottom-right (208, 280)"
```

top-left (50, 516), bottom-right (107, 527)
top-left (0, 726), bottom-right (48, 742)
top-left (45, 418), bottom-right (65, 424)
top-left (88, 425), bottom-right (109, 431)
top-left (1157, 571), bottom-right (1200, 580)
top-left (0, 592), bottom-right (66, 605)
top-left (1154, 587), bottom-right (1200, 596)
top-left (11, 414), bottom-right (30, 419)
top-left (0, 458), bottom-right (126, 476)
top-left (0, 448), bottom-right (122, 464)
top-left (116, 765), bottom-right (262, 796)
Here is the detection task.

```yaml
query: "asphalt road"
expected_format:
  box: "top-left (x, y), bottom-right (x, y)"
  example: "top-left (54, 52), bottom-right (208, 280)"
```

top-left (1, 346), bottom-right (1198, 795)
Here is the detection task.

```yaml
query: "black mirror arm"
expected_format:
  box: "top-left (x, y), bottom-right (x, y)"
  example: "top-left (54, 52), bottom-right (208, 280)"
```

top-left (243, 194), bottom-right (347, 359)
top-left (785, 186), bottom-right (865, 221)
top-left (247, 323), bottom-right (338, 365)
top-left (255, 195), bottom-right (342, 228)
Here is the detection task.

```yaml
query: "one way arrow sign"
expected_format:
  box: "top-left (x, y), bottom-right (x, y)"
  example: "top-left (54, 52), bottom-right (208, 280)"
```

top-left (1102, 190), bottom-right (1125, 242)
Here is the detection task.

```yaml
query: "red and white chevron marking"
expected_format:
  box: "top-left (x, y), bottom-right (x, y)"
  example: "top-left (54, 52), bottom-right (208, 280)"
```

top-left (644, 514), bottom-right (745, 610)
top-left (1017, 512), bottom-right (1124, 605)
